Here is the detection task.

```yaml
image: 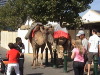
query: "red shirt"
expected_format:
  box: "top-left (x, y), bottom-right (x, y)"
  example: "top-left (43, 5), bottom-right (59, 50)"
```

top-left (6, 49), bottom-right (20, 63)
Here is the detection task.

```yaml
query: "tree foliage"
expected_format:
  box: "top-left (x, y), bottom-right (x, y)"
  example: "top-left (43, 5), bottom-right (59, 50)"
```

top-left (0, 0), bottom-right (93, 30)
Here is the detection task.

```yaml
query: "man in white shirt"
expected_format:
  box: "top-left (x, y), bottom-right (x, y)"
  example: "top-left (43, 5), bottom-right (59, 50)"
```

top-left (76, 30), bottom-right (88, 50)
top-left (87, 29), bottom-right (100, 75)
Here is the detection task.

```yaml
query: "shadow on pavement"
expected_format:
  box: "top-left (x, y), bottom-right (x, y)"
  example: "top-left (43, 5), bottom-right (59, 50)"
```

top-left (27, 73), bottom-right (43, 75)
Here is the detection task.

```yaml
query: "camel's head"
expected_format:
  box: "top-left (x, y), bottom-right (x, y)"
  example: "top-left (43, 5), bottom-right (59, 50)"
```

top-left (44, 23), bottom-right (54, 34)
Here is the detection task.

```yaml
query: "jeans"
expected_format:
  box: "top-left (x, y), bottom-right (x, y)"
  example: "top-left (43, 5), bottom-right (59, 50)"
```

top-left (19, 58), bottom-right (24, 75)
top-left (73, 61), bottom-right (84, 75)
top-left (7, 63), bottom-right (20, 75)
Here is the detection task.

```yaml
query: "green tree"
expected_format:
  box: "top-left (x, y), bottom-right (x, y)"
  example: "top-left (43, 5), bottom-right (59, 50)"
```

top-left (32, 0), bottom-right (93, 28)
top-left (0, 0), bottom-right (29, 30)
top-left (0, 0), bottom-right (93, 30)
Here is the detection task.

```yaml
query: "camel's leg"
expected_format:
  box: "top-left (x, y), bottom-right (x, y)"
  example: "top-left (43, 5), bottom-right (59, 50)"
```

top-left (63, 39), bottom-right (68, 53)
top-left (32, 48), bottom-right (37, 68)
top-left (47, 42), bottom-right (53, 63)
top-left (31, 50), bottom-right (37, 68)
top-left (40, 43), bottom-right (46, 67)
top-left (31, 41), bottom-right (37, 68)
top-left (67, 39), bottom-right (72, 56)
top-left (36, 47), bottom-right (39, 66)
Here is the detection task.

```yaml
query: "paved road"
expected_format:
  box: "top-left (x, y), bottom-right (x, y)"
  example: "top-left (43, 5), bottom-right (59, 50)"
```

top-left (0, 46), bottom-right (74, 75)
top-left (0, 46), bottom-right (99, 75)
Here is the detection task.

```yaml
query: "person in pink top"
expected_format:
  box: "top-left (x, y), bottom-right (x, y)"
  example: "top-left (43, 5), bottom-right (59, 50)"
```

top-left (71, 40), bottom-right (86, 75)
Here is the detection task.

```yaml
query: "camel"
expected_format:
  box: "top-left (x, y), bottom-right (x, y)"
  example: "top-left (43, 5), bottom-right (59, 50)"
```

top-left (28, 21), bottom-right (71, 68)
top-left (29, 24), bottom-right (54, 68)
top-left (45, 22), bottom-right (71, 66)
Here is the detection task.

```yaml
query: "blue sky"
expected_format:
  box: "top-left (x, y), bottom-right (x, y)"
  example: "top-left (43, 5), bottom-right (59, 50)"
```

top-left (80, 0), bottom-right (100, 16)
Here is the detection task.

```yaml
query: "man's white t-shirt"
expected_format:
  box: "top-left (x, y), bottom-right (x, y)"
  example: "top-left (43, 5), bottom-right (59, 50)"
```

top-left (88, 34), bottom-right (100, 53)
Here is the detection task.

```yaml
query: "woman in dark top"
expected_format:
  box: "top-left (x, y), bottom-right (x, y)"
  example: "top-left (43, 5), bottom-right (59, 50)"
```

top-left (14, 37), bottom-right (25, 75)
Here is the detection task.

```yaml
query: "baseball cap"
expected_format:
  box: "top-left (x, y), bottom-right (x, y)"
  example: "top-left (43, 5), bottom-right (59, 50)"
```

top-left (76, 30), bottom-right (85, 36)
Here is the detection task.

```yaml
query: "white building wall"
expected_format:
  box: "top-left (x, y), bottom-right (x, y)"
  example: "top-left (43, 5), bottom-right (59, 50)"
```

top-left (17, 28), bottom-right (33, 53)
top-left (82, 10), bottom-right (100, 23)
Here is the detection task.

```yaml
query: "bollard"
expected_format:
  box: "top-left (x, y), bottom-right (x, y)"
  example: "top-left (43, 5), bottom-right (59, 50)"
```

top-left (93, 55), bottom-right (98, 75)
top-left (45, 48), bottom-right (48, 66)
top-left (63, 50), bottom-right (67, 72)
top-left (53, 49), bottom-right (57, 68)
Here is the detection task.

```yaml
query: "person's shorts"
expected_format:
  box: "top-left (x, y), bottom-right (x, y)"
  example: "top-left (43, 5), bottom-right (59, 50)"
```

top-left (87, 52), bottom-right (98, 64)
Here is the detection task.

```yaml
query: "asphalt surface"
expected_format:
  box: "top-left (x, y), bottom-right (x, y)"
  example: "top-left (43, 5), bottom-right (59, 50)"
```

top-left (0, 46), bottom-right (74, 75)
top-left (0, 46), bottom-right (99, 75)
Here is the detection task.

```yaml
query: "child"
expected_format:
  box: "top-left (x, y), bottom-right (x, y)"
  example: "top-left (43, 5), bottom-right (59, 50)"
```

top-left (6, 43), bottom-right (20, 75)
top-left (71, 40), bottom-right (86, 75)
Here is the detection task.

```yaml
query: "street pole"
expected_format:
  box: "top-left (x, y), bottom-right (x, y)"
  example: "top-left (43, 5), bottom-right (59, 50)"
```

top-left (93, 55), bottom-right (98, 75)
